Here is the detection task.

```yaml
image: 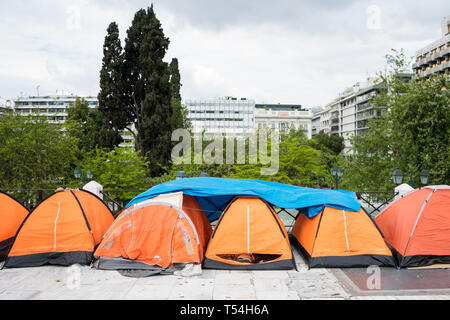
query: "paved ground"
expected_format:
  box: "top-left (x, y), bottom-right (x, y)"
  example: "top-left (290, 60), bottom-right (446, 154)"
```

top-left (0, 248), bottom-right (449, 300)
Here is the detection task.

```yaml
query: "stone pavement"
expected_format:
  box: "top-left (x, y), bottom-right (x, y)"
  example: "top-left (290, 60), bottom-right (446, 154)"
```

top-left (0, 248), bottom-right (448, 300)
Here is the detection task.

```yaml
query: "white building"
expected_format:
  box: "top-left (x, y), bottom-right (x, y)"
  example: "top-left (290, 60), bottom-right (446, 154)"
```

top-left (254, 104), bottom-right (313, 138)
top-left (312, 77), bottom-right (389, 154)
top-left (412, 15), bottom-right (450, 77)
top-left (13, 95), bottom-right (98, 124)
top-left (12, 94), bottom-right (135, 149)
top-left (185, 97), bottom-right (255, 135)
top-left (312, 101), bottom-right (334, 137)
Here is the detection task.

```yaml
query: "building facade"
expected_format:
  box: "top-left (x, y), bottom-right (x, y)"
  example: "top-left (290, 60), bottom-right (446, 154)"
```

top-left (254, 104), bottom-right (312, 138)
top-left (311, 77), bottom-right (389, 154)
top-left (185, 97), bottom-right (313, 137)
top-left (12, 94), bottom-right (135, 149)
top-left (412, 15), bottom-right (450, 77)
top-left (13, 95), bottom-right (98, 124)
top-left (185, 97), bottom-right (255, 135)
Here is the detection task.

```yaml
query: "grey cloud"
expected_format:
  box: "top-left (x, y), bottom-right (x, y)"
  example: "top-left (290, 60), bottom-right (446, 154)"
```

top-left (0, 0), bottom-right (449, 106)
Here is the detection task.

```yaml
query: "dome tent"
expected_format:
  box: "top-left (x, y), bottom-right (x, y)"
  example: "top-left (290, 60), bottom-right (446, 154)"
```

top-left (0, 191), bottom-right (29, 261)
top-left (375, 186), bottom-right (450, 268)
top-left (93, 192), bottom-right (212, 276)
top-left (291, 206), bottom-right (395, 268)
top-left (3, 189), bottom-right (114, 268)
top-left (203, 196), bottom-right (295, 270)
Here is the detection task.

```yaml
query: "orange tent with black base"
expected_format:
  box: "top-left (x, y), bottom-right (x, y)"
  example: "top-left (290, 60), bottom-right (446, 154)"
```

top-left (93, 192), bottom-right (212, 273)
top-left (291, 206), bottom-right (395, 268)
top-left (375, 186), bottom-right (450, 268)
top-left (0, 192), bottom-right (29, 261)
top-left (203, 196), bottom-right (295, 270)
top-left (2, 189), bottom-right (114, 268)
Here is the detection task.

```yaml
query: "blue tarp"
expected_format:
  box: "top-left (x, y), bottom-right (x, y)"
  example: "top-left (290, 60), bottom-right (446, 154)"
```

top-left (125, 177), bottom-right (361, 222)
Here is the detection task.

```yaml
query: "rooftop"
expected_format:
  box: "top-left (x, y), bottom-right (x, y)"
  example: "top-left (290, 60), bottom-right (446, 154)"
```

top-left (255, 104), bottom-right (303, 111)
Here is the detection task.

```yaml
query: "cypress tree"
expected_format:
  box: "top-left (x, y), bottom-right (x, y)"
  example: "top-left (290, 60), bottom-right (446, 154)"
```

top-left (169, 58), bottom-right (191, 130)
top-left (169, 58), bottom-right (181, 100)
top-left (122, 5), bottom-right (174, 176)
top-left (97, 22), bottom-right (128, 149)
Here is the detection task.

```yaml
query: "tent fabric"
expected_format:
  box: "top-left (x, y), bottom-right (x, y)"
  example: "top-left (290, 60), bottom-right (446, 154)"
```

top-left (0, 192), bottom-right (29, 261)
top-left (203, 196), bottom-right (295, 270)
top-left (3, 189), bottom-right (114, 268)
top-left (291, 206), bottom-right (396, 268)
top-left (375, 186), bottom-right (450, 268)
top-left (94, 194), bottom-right (212, 271)
top-left (125, 177), bottom-right (361, 221)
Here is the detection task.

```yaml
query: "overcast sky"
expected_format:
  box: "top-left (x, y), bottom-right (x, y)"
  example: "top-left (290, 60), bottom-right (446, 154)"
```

top-left (0, 1), bottom-right (449, 108)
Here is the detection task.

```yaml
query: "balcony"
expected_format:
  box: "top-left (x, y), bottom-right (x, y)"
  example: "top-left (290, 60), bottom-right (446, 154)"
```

top-left (330, 113), bottom-right (339, 120)
top-left (330, 125), bottom-right (339, 134)
top-left (357, 103), bottom-right (373, 112)
top-left (357, 120), bottom-right (368, 129)
top-left (435, 47), bottom-right (450, 59)
top-left (436, 61), bottom-right (450, 72)
top-left (330, 105), bottom-right (339, 112)
top-left (356, 111), bottom-right (376, 121)
top-left (421, 61), bottom-right (450, 77)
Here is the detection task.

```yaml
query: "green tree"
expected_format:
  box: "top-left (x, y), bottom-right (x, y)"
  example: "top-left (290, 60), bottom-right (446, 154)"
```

top-left (386, 75), bottom-right (449, 185)
top-left (310, 133), bottom-right (345, 156)
top-left (229, 130), bottom-right (329, 187)
top-left (342, 49), bottom-right (450, 192)
top-left (169, 58), bottom-right (181, 100)
top-left (121, 6), bottom-right (174, 175)
top-left (340, 117), bottom-right (395, 193)
top-left (78, 147), bottom-right (149, 204)
top-left (0, 113), bottom-right (79, 190)
top-left (97, 21), bottom-right (128, 149)
top-left (66, 98), bottom-right (105, 152)
top-left (169, 58), bottom-right (191, 130)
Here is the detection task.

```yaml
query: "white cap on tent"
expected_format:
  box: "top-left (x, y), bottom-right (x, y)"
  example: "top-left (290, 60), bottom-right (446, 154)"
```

top-left (394, 183), bottom-right (414, 200)
top-left (83, 181), bottom-right (103, 199)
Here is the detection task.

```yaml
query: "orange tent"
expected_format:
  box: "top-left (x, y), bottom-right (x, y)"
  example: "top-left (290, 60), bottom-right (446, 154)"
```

top-left (0, 192), bottom-right (29, 261)
top-left (203, 196), bottom-right (295, 270)
top-left (375, 186), bottom-right (450, 268)
top-left (93, 192), bottom-right (212, 272)
top-left (3, 189), bottom-right (114, 268)
top-left (291, 206), bottom-right (395, 268)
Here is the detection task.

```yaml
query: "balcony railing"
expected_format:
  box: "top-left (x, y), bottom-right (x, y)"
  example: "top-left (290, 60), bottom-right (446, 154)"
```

top-left (357, 103), bottom-right (373, 112)
top-left (356, 112), bottom-right (375, 121)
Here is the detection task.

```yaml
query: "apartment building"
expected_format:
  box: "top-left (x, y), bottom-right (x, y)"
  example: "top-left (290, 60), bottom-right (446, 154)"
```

top-left (185, 97), bottom-right (255, 135)
top-left (412, 15), bottom-right (450, 77)
top-left (13, 95), bottom-right (98, 124)
top-left (312, 77), bottom-right (396, 154)
top-left (12, 94), bottom-right (135, 149)
top-left (185, 97), bottom-right (313, 137)
top-left (311, 102), bottom-right (332, 137)
top-left (254, 104), bottom-right (312, 138)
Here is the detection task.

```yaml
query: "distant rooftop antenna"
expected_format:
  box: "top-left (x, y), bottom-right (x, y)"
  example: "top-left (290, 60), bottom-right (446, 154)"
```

top-left (36, 85), bottom-right (40, 97)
